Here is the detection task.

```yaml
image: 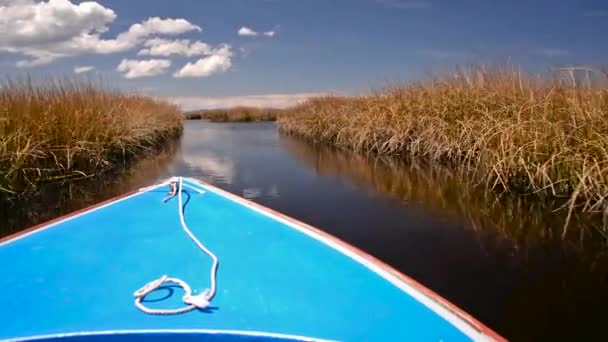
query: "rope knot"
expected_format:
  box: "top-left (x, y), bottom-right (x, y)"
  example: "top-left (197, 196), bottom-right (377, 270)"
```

top-left (183, 289), bottom-right (211, 309)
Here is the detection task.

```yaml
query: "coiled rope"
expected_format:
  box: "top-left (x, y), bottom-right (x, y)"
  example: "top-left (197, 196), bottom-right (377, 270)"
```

top-left (133, 177), bottom-right (219, 315)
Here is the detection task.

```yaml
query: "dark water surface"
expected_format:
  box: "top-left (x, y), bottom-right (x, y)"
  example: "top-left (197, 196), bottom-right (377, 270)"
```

top-left (2, 121), bottom-right (607, 341)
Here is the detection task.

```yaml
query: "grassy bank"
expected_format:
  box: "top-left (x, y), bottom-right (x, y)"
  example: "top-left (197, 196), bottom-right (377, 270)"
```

top-left (279, 67), bottom-right (608, 235)
top-left (186, 107), bottom-right (282, 122)
top-left (0, 80), bottom-right (183, 193)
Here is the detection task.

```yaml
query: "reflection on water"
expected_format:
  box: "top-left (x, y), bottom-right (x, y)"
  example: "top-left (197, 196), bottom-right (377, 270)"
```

top-left (182, 153), bottom-right (236, 184)
top-left (281, 135), bottom-right (605, 250)
top-left (0, 140), bottom-right (182, 237)
top-left (1, 121), bottom-right (607, 341)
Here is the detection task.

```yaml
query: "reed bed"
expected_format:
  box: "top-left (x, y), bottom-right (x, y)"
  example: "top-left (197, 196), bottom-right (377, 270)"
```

top-left (186, 106), bottom-right (282, 122)
top-left (279, 67), bottom-right (608, 236)
top-left (0, 80), bottom-right (183, 193)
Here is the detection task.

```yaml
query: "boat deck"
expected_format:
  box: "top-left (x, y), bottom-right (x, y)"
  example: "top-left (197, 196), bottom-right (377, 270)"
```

top-left (0, 178), bottom-right (498, 341)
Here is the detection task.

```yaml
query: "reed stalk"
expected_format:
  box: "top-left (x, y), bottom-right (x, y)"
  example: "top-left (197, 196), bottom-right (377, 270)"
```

top-left (0, 79), bottom-right (183, 192)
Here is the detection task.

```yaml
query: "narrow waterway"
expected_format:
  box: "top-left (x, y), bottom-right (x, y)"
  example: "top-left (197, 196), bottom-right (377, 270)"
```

top-left (2, 120), bottom-right (607, 341)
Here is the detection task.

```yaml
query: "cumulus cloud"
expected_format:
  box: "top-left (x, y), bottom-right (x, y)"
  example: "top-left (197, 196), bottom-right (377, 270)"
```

top-left (238, 26), bottom-right (276, 37)
top-left (117, 59), bottom-right (171, 79)
top-left (173, 45), bottom-right (233, 78)
top-left (138, 38), bottom-right (213, 57)
top-left (74, 65), bottom-right (94, 73)
top-left (0, 0), bottom-right (116, 47)
top-left (238, 27), bottom-right (258, 36)
top-left (0, 0), bottom-right (201, 67)
top-left (170, 93), bottom-right (328, 110)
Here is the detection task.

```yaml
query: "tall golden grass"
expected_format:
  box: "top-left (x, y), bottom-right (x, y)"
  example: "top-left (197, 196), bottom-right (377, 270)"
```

top-left (0, 80), bottom-right (183, 193)
top-left (279, 66), bottom-right (608, 236)
top-left (187, 106), bottom-right (282, 122)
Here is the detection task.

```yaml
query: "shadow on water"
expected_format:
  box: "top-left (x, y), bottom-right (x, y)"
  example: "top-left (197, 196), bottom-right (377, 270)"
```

top-left (0, 139), bottom-right (182, 238)
top-left (280, 134), bottom-right (608, 341)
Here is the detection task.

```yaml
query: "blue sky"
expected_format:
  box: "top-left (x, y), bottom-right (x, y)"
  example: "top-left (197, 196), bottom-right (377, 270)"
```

top-left (1, 0), bottom-right (607, 109)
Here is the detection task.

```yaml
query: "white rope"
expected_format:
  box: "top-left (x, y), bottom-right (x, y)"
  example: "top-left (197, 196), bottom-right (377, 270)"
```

top-left (134, 177), bottom-right (219, 315)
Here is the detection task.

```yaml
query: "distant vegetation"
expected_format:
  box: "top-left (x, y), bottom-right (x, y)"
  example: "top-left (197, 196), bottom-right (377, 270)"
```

top-left (279, 66), bottom-right (608, 234)
top-left (186, 107), bottom-right (283, 122)
top-left (0, 80), bottom-right (183, 193)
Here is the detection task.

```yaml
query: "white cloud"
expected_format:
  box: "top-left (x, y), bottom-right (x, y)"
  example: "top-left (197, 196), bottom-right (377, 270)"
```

top-left (74, 65), bottom-right (94, 73)
top-left (137, 38), bottom-right (213, 57)
top-left (0, 0), bottom-right (201, 67)
top-left (173, 45), bottom-right (233, 78)
top-left (1, 0), bottom-right (116, 46)
top-left (238, 27), bottom-right (258, 36)
top-left (117, 59), bottom-right (171, 79)
top-left (237, 27), bottom-right (276, 37)
top-left (169, 93), bottom-right (328, 110)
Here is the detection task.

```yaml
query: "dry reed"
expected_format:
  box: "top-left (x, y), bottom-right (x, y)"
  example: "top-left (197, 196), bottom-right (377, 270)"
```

top-left (187, 106), bottom-right (282, 122)
top-left (279, 66), bottom-right (608, 236)
top-left (0, 79), bottom-right (183, 192)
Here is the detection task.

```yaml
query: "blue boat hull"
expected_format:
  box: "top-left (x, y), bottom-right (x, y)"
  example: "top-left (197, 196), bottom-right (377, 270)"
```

top-left (0, 178), bottom-right (503, 341)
